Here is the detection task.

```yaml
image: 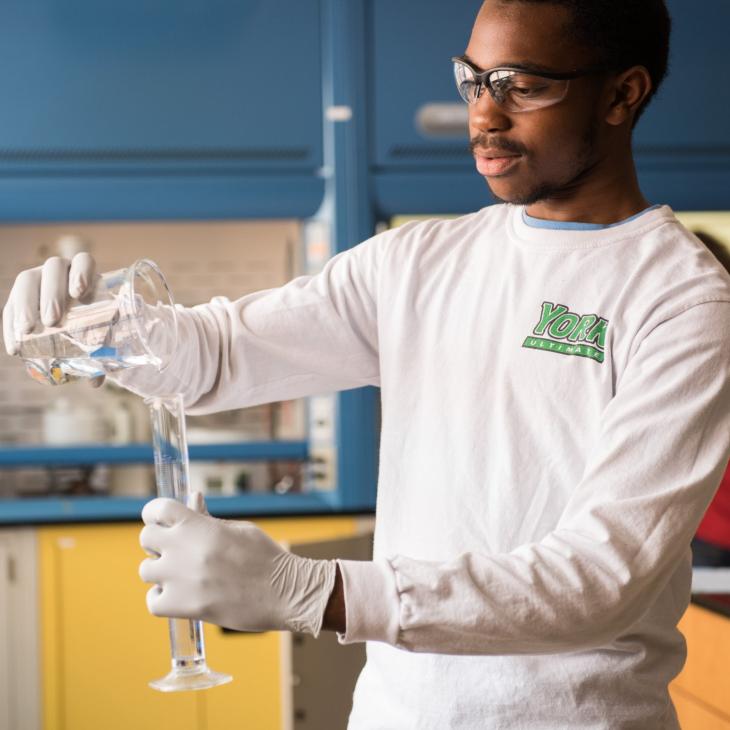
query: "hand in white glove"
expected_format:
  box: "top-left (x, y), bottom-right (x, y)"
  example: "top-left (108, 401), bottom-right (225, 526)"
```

top-left (2, 252), bottom-right (104, 386)
top-left (138, 494), bottom-right (337, 636)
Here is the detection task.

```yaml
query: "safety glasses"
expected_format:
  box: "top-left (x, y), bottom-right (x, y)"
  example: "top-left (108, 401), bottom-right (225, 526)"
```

top-left (451, 56), bottom-right (609, 113)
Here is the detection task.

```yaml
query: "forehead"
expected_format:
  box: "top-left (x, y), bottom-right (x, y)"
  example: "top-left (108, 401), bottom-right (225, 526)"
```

top-left (466, 0), bottom-right (592, 71)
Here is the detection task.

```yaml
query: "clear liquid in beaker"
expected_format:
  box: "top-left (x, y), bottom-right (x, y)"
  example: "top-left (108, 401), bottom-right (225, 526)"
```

top-left (19, 297), bottom-right (161, 385)
top-left (23, 351), bottom-right (158, 385)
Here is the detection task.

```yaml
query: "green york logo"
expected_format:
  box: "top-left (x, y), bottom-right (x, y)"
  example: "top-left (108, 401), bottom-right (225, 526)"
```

top-left (522, 301), bottom-right (608, 364)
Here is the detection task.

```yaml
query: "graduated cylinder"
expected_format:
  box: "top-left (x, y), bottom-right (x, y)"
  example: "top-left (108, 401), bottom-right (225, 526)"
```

top-left (146, 394), bottom-right (232, 692)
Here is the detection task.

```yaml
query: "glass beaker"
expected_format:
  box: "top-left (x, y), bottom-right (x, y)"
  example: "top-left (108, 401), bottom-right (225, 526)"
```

top-left (17, 258), bottom-right (177, 386)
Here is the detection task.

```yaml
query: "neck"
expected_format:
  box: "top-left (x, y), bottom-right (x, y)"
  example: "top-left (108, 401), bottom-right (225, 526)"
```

top-left (524, 148), bottom-right (650, 225)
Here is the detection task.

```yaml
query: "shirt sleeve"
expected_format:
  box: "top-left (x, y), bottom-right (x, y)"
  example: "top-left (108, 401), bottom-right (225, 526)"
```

top-left (110, 231), bottom-right (384, 413)
top-left (337, 299), bottom-right (730, 654)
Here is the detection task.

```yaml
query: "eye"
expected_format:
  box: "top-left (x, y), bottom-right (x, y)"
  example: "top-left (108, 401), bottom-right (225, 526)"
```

top-left (511, 83), bottom-right (549, 97)
top-left (504, 74), bottom-right (551, 97)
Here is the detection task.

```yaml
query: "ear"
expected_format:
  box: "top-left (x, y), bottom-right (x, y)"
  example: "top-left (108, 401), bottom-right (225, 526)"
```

top-left (604, 65), bottom-right (653, 127)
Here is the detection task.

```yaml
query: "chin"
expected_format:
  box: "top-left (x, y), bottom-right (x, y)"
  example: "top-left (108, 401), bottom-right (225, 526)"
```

top-left (487, 185), bottom-right (535, 206)
top-left (486, 180), bottom-right (554, 207)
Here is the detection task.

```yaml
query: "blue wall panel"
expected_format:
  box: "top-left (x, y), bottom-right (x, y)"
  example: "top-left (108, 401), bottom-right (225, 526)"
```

top-left (321, 0), bottom-right (380, 509)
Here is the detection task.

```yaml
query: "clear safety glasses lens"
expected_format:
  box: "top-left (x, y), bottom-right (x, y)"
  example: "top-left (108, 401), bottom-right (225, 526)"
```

top-left (452, 60), bottom-right (571, 112)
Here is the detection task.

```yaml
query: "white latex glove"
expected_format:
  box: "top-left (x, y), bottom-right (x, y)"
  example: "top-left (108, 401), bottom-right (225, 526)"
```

top-left (2, 253), bottom-right (104, 386)
top-left (138, 494), bottom-right (337, 636)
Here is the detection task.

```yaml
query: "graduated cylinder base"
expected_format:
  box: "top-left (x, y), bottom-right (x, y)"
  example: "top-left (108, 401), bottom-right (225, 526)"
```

top-left (149, 619), bottom-right (232, 692)
top-left (149, 662), bottom-right (233, 693)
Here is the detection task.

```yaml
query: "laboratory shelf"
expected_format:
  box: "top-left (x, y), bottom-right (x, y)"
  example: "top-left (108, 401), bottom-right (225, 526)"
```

top-left (0, 490), bottom-right (350, 525)
top-left (0, 440), bottom-right (309, 468)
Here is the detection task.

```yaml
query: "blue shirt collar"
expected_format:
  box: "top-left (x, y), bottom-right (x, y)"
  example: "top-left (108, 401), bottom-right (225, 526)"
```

top-left (522, 205), bottom-right (662, 231)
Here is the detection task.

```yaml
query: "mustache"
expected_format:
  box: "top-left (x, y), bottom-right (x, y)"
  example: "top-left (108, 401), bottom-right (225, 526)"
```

top-left (469, 135), bottom-right (526, 156)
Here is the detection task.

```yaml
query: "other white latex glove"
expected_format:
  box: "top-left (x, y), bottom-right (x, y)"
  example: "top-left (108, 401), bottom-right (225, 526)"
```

top-left (139, 494), bottom-right (337, 636)
top-left (2, 253), bottom-right (104, 386)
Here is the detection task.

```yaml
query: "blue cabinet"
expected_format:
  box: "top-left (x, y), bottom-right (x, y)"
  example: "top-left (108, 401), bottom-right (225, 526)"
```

top-left (368, 0), bottom-right (484, 216)
top-left (0, 0), bottom-right (325, 220)
top-left (0, 0), bottom-right (322, 171)
top-left (369, 0), bottom-right (479, 171)
top-left (1, 0), bottom-right (728, 219)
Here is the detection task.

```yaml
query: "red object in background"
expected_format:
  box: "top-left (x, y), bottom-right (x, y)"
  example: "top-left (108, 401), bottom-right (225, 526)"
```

top-left (697, 461), bottom-right (730, 549)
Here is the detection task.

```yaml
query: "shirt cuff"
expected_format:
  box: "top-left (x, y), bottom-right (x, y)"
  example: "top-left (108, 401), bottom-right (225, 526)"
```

top-left (335, 558), bottom-right (401, 646)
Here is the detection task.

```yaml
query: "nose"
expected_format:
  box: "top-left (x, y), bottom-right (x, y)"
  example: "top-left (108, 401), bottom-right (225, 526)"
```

top-left (469, 89), bottom-right (512, 133)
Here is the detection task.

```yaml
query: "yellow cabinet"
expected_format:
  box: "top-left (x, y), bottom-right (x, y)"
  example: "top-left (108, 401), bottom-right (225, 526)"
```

top-left (38, 516), bottom-right (362, 730)
top-left (670, 602), bottom-right (730, 729)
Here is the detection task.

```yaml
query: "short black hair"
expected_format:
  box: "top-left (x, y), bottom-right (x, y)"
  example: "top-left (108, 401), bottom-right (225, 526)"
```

top-left (502, 0), bottom-right (671, 126)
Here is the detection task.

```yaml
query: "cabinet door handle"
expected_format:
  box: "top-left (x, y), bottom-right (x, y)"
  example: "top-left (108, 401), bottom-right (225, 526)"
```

top-left (415, 103), bottom-right (469, 137)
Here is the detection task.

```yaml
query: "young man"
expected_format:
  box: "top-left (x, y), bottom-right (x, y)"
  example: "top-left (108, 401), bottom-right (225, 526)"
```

top-left (5, 1), bottom-right (730, 727)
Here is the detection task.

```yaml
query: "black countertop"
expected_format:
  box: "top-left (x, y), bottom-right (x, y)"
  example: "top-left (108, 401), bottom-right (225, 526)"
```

top-left (691, 593), bottom-right (730, 619)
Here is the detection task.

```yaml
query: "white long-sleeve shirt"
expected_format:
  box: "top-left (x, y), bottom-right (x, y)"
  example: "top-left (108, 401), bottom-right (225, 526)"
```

top-left (117, 203), bottom-right (730, 729)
